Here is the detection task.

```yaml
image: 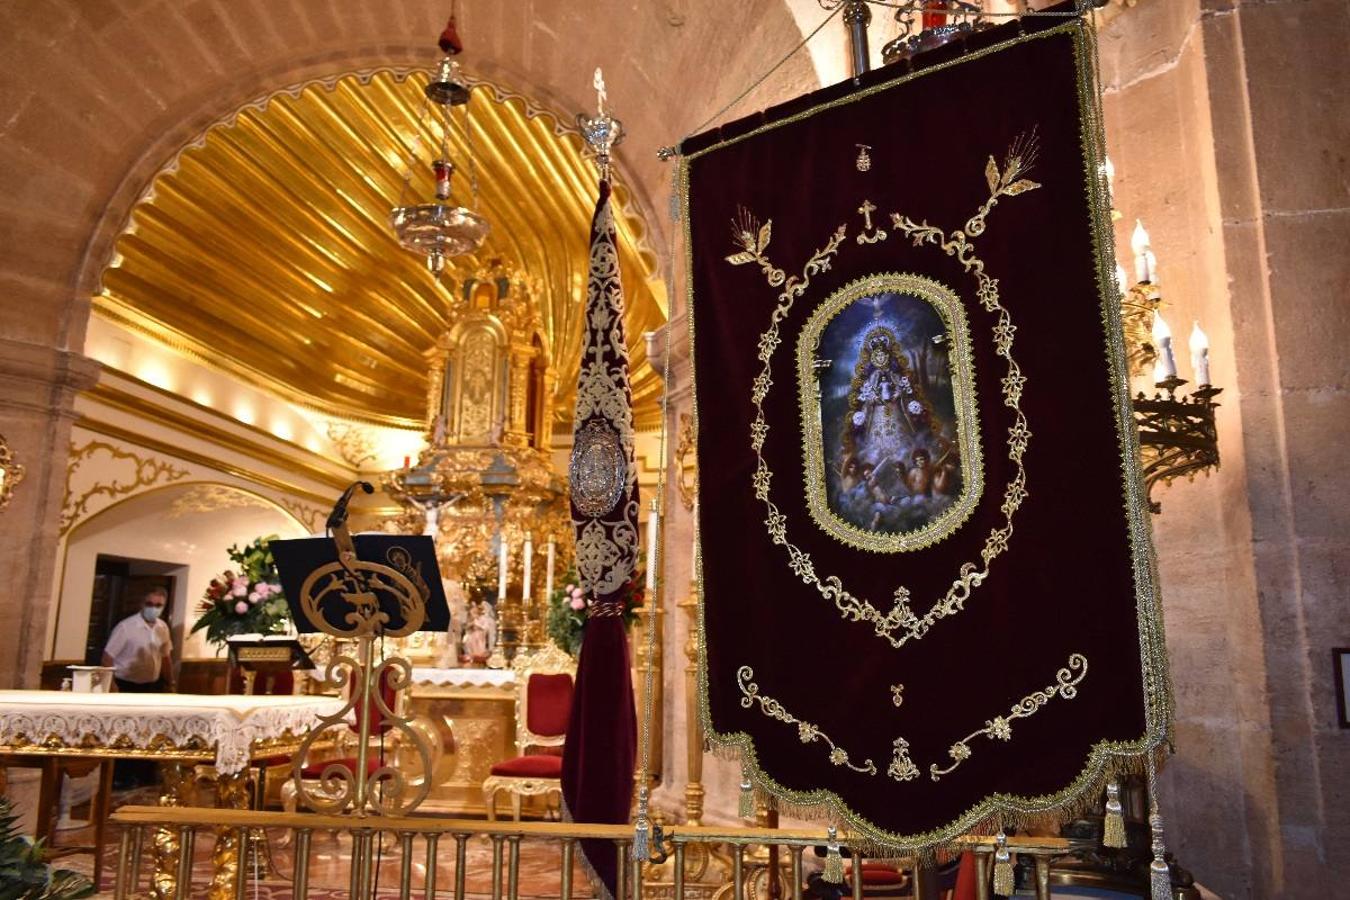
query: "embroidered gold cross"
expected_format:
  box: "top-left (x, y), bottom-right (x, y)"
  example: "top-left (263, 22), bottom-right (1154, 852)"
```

top-left (858, 199), bottom-right (877, 231)
top-left (856, 199), bottom-right (888, 245)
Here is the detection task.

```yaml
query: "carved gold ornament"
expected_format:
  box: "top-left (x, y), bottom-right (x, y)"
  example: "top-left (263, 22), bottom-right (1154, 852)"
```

top-left (60, 440), bottom-right (190, 534)
top-left (674, 413), bottom-right (698, 511)
top-left (0, 433), bottom-right (23, 512)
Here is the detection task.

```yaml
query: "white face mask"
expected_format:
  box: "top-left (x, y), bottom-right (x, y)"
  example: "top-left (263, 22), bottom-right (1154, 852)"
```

top-left (142, 606), bottom-right (162, 622)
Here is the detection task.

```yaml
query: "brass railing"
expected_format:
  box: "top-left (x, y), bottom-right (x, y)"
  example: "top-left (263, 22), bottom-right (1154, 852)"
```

top-left (111, 805), bottom-right (1070, 900)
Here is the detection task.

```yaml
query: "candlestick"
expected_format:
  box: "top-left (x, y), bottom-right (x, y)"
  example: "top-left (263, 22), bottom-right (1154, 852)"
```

top-left (1152, 311), bottom-right (1177, 380)
top-left (1131, 220), bottom-right (1157, 284)
top-left (1189, 322), bottom-right (1210, 386)
top-left (645, 499), bottom-right (660, 594)
top-left (522, 533), bottom-right (533, 601)
top-left (497, 534), bottom-right (508, 600)
top-left (545, 537), bottom-right (556, 600)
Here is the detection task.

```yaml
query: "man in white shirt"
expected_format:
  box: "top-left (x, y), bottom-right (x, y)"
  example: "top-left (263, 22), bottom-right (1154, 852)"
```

top-left (102, 587), bottom-right (176, 693)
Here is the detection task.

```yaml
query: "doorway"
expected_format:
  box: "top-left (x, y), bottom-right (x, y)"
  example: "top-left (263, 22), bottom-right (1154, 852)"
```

top-left (83, 556), bottom-right (180, 667)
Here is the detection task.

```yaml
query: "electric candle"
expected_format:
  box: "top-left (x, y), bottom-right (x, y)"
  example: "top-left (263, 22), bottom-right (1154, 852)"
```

top-left (1115, 264), bottom-right (1129, 297)
top-left (1131, 220), bottom-right (1157, 284)
top-left (1152, 311), bottom-right (1177, 380)
top-left (594, 67), bottom-right (607, 116)
top-left (1189, 322), bottom-right (1210, 386)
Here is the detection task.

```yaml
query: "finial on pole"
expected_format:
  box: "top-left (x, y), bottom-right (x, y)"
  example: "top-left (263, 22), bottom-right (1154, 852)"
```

top-left (577, 66), bottom-right (624, 182)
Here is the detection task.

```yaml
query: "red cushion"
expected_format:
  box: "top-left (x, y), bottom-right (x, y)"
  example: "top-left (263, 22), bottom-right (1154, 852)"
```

top-left (846, 864), bottom-right (905, 886)
top-left (489, 754), bottom-right (563, 778)
top-left (526, 673), bottom-right (573, 737)
top-left (300, 756), bottom-right (383, 778)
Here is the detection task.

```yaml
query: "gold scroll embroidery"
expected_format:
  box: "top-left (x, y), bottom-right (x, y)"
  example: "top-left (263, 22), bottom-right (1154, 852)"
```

top-left (737, 666), bottom-right (877, 775)
top-left (929, 653), bottom-right (1088, 782)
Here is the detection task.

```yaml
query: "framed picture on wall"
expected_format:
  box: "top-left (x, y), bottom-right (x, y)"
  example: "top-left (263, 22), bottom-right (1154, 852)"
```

top-left (1335, 648), bottom-right (1350, 729)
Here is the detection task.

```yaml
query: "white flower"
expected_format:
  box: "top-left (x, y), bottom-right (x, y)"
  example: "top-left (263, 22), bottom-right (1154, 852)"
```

top-left (907, 400), bottom-right (923, 415)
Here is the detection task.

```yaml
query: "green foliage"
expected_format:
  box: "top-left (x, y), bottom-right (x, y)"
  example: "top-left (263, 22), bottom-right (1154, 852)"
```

top-left (191, 535), bottom-right (291, 647)
top-left (0, 798), bottom-right (95, 900)
top-left (545, 569), bottom-right (644, 658)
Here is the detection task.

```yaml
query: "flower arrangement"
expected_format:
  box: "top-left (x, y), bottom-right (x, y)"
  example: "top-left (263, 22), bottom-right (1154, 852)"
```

top-left (192, 535), bottom-right (291, 648)
top-left (545, 569), bottom-right (644, 657)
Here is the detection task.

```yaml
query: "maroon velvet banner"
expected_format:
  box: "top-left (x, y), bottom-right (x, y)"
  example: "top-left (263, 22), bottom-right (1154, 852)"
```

top-left (682, 15), bottom-right (1169, 849)
top-left (562, 180), bottom-right (638, 897)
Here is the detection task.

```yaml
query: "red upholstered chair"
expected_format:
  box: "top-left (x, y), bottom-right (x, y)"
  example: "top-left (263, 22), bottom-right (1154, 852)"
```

top-left (481, 642), bottom-right (575, 820)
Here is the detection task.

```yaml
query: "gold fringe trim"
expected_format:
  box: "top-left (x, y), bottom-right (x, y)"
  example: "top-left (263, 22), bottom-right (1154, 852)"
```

top-left (1102, 781), bottom-right (1126, 848)
top-left (992, 832), bottom-right (1014, 897)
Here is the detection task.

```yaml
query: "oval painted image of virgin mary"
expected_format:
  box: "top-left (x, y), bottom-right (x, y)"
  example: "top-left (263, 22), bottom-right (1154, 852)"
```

top-left (797, 274), bottom-right (981, 552)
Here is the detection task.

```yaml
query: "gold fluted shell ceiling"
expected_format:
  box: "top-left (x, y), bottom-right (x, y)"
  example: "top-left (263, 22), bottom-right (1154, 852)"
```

top-left (96, 69), bottom-right (667, 429)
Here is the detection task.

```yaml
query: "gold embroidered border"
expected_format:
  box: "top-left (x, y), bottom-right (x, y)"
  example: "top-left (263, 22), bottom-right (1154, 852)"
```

top-left (796, 272), bottom-right (984, 553)
top-left (737, 666), bottom-right (877, 775)
top-left (685, 19), bottom-right (1172, 853)
top-left (929, 654), bottom-right (1089, 782)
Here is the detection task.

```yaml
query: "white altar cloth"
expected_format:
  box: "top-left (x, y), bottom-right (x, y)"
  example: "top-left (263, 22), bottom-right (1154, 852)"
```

top-left (0, 691), bottom-right (344, 775)
top-left (410, 667), bottom-right (516, 688)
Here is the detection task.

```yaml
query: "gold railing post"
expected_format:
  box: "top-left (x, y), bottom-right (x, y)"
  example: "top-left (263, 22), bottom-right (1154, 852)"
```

top-left (678, 587), bottom-right (703, 825)
top-left (1034, 854), bottom-right (1051, 900)
top-left (490, 834), bottom-right (505, 900)
top-left (791, 846), bottom-right (804, 900)
top-left (424, 833), bottom-right (440, 900)
top-left (454, 833), bottom-right (468, 900)
top-left (616, 842), bottom-right (630, 900)
top-left (974, 851), bottom-right (992, 900)
top-left (560, 838), bottom-right (575, 900)
top-left (129, 824), bottom-right (145, 896)
top-left (293, 829), bottom-right (312, 900)
top-left (851, 855), bottom-right (863, 900)
top-left (732, 844), bottom-right (744, 900)
top-left (507, 834), bottom-right (522, 900)
top-left (173, 826), bottom-right (195, 900)
top-left (399, 832), bottom-right (415, 900)
top-left (114, 827), bottom-right (132, 900)
top-left (673, 843), bottom-right (686, 900)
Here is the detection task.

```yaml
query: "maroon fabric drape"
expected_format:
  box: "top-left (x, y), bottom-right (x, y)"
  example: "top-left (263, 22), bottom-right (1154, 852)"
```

top-left (682, 5), bottom-right (1168, 851)
top-left (561, 179), bottom-right (638, 899)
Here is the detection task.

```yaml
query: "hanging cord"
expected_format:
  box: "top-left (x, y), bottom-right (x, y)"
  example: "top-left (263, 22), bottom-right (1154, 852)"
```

top-left (681, 3), bottom-right (845, 143)
top-left (631, 151), bottom-right (682, 862)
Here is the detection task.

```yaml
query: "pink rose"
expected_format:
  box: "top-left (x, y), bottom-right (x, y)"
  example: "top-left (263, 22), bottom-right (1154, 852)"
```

top-left (569, 597), bottom-right (586, 611)
top-left (234, 600), bottom-right (249, 614)
top-left (564, 584), bottom-right (575, 594)
top-left (232, 584), bottom-right (247, 598)
top-left (248, 592), bottom-right (261, 604)
top-left (570, 587), bottom-right (584, 601)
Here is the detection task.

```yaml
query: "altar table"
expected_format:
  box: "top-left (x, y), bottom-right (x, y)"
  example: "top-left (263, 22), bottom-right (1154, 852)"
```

top-left (407, 667), bottom-right (533, 815)
top-left (0, 691), bottom-right (344, 900)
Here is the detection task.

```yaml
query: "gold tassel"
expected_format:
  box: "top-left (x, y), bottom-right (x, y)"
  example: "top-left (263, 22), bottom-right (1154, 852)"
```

top-left (632, 785), bottom-right (651, 861)
top-left (992, 831), bottom-right (1014, 897)
top-left (1102, 780), bottom-right (1126, 849)
top-left (738, 765), bottom-right (754, 819)
top-left (1146, 756), bottom-right (1172, 900)
top-left (823, 826), bottom-right (844, 884)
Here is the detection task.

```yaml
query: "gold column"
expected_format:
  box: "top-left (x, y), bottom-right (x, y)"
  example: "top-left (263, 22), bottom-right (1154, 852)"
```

top-left (679, 584), bottom-right (703, 825)
top-left (504, 343), bottom-right (533, 448)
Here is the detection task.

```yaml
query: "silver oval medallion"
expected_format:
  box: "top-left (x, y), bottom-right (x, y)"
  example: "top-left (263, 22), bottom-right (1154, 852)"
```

top-left (570, 420), bottom-right (627, 518)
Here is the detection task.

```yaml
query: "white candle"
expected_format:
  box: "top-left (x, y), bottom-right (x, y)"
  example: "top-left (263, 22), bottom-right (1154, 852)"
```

top-left (594, 67), bottom-right (607, 116)
top-left (1131, 220), bottom-right (1156, 284)
top-left (1189, 322), bottom-right (1210, 386)
top-left (522, 533), bottom-right (533, 601)
top-left (1152, 311), bottom-right (1177, 380)
top-left (497, 534), bottom-right (508, 600)
top-left (545, 538), bottom-right (556, 599)
top-left (1115, 264), bottom-right (1129, 297)
top-left (645, 499), bottom-right (659, 594)
top-left (1102, 155), bottom-right (1115, 201)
